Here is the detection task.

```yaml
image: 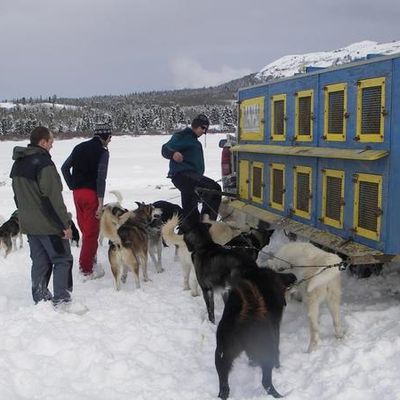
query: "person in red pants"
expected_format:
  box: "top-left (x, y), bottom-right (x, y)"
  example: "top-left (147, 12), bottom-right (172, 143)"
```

top-left (62, 124), bottom-right (111, 280)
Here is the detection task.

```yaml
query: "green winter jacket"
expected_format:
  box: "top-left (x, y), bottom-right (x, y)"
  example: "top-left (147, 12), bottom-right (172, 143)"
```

top-left (161, 127), bottom-right (205, 178)
top-left (10, 145), bottom-right (70, 235)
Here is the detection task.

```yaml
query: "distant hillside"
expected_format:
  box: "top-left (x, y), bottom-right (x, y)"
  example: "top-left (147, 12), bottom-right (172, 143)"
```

top-left (1, 40), bottom-right (399, 137)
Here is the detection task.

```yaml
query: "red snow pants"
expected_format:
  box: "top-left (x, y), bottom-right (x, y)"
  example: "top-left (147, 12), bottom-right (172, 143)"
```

top-left (73, 188), bottom-right (99, 275)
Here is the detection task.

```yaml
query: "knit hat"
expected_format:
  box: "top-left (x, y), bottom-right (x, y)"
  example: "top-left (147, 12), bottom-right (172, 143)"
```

top-left (191, 114), bottom-right (210, 129)
top-left (94, 123), bottom-right (112, 140)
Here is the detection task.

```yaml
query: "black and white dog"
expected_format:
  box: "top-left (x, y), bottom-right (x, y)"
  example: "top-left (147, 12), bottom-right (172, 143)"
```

top-left (216, 267), bottom-right (296, 399)
top-left (183, 222), bottom-right (258, 323)
top-left (0, 210), bottom-right (22, 257)
top-left (224, 221), bottom-right (274, 261)
top-left (67, 212), bottom-right (80, 247)
top-left (152, 200), bottom-right (183, 225)
top-left (152, 200), bottom-right (183, 261)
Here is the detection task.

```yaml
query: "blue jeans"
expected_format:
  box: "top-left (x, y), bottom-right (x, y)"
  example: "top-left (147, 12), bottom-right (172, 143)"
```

top-left (27, 234), bottom-right (73, 305)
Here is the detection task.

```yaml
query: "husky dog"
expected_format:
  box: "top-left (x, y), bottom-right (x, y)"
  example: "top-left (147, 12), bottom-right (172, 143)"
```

top-left (99, 190), bottom-right (127, 245)
top-left (0, 210), bottom-right (22, 257)
top-left (223, 222), bottom-right (274, 262)
top-left (161, 215), bottom-right (242, 297)
top-left (142, 201), bottom-right (166, 274)
top-left (216, 268), bottom-right (296, 399)
top-left (152, 200), bottom-right (183, 225)
top-left (268, 241), bottom-right (344, 352)
top-left (100, 192), bottom-right (129, 245)
top-left (106, 202), bottom-right (161, 290)
top-left (183, 222), bottom-right (258, 323)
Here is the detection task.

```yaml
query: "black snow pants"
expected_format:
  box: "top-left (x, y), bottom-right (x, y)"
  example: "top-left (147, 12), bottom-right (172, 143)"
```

top-left (172, 170), bottom-right (222, 228)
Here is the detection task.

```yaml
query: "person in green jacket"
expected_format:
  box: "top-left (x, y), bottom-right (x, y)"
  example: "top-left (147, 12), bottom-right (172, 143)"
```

top-left (10, 127), bottom-right (78, 311)
top-left (161, 114), bottom-right (221, 228)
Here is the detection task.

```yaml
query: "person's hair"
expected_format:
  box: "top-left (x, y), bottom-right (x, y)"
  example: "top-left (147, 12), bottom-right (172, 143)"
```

top-left (191, 114), bottom-right (210, 129)
top-left (30, 126), bottom-right (51, 146)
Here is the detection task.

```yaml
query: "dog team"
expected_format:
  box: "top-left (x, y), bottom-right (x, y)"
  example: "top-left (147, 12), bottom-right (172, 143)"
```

top-left (6, 118), bottom-right (345, 398)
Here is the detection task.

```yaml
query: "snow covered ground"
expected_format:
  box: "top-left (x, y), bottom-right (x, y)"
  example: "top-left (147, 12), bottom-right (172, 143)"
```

top-left (0, 134), bottom-right (399, 400)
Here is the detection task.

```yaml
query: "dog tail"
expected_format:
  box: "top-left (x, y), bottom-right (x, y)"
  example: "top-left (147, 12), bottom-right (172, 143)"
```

top-left (109, 190), bottom-right (123, 204)
top-left (161, 214), bottom-right (184, 247)
top-left (234, 279), bottom-right (268, 321)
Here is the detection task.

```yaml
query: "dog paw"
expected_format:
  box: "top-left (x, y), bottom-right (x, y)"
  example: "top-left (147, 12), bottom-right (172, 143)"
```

top-left (307, 342), bottom-right (318, 353)
top-left (335, 330), bottom-right (345, 340)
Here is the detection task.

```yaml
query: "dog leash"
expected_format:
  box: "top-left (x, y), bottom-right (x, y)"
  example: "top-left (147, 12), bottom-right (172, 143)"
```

top-left (285, 265), bottom-right (341, 290)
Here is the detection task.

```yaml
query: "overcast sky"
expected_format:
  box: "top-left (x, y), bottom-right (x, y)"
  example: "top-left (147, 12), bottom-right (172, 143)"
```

top-left (1, 0), bottom-right (399, 100)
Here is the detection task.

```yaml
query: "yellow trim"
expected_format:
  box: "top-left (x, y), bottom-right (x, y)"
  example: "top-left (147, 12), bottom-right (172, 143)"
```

top-left (295, 89), bottom-right (313, 142)
top-left (269, 163), bottom-right (285, 211)
top-left (239, 160), bottom-right (250, 200)
top-left (293, 165), bottom-right (312, 219)
top-left (321, 169), bottom-right (344, 228)
top-left (231, 144), bottom-right (389, 161)
top-left (239, 97), bottom-right (265, 141)
top-left (356, 77), bottom-right (385, 143)
top-left (324, 83), bottom-right (347, 142)
top-left (270, 94), bottom-right (286, 141)
top-left (228, 200), bottom-right (385, 262)
top-left (353, 173), bottom-right (382, 241)
top-left (251, 161), bottom-right (264, 204)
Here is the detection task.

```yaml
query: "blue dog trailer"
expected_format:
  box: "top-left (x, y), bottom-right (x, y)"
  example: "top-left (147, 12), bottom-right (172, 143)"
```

top-left (230, 53), bottom-right (400, 265)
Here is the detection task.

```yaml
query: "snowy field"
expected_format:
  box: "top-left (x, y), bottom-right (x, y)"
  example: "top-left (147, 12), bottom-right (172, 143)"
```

top-left (0, 134), bottom-right (399, 400)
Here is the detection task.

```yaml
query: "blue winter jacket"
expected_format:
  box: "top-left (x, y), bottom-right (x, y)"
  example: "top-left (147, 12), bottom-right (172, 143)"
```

top-left (161, 127), bottom-right (204, 178)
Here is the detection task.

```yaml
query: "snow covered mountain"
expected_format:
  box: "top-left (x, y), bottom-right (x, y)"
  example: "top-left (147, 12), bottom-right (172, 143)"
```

top-left (255, 40), bottom-right (400, 81)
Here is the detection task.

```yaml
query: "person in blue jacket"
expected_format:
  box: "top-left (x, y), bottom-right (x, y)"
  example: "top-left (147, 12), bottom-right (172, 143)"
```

top-left (162, 114), bottom-right (221, 228)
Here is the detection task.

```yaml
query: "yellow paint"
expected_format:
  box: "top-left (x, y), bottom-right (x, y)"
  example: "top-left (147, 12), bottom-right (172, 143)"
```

top-left (353, 173), bottom-right (382, 241)
top-left (270, 94), bottom-right (286, 141)
top-left (231, 144), bottom-right (389, 161)
top-left (293, 165), bottom-right (312, 219)
top-left (251, 161), bottom-right (264, 204)
top-left (238, 160), bottom-right (250, 200)
top-left (269, 163), bottom-right (285, 211)
top-left (321, 169), bottom-right (344, 228)
top-left (239, 97), bottom-right (265, 141)
top-left (356, 77), bottom-right (385, 143)
top-left (324, 83), bottom-right (347, 142)
top-left (295, 89), bottom-right (314, 142)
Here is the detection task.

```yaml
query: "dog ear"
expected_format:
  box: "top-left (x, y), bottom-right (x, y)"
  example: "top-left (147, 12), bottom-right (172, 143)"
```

top-left (135, 201), bottom-right (147, 209)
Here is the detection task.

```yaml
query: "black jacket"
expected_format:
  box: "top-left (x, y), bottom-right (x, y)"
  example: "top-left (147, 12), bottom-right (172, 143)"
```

top-left (61, 137), bottom-right (109, 197)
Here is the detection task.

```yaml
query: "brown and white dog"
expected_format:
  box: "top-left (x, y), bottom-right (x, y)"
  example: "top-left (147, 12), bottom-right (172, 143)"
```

top-left (0, 210), bottom-right (22, 258)
top-left (99, 190), bottom-right (127, 245)
top-left (102, 202), bottom-right (161, 290)
top-left (268, 241), bottom-right (344, 352)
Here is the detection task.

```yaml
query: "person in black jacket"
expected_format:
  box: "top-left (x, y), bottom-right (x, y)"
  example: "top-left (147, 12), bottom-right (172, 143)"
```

top-left (61, 124), bottom-right (111, 280)
top-left (162, 114), bottom-right (221, 228)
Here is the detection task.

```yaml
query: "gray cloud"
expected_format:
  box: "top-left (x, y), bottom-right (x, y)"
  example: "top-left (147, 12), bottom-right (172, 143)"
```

top-left (0, 0), bottom-right (399, 99)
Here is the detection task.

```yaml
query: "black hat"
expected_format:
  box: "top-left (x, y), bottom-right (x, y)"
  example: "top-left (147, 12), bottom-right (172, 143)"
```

top-left (191, 114), bottom-right (210, 129)
top-left (94, 123), bottom-right (112, 140)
